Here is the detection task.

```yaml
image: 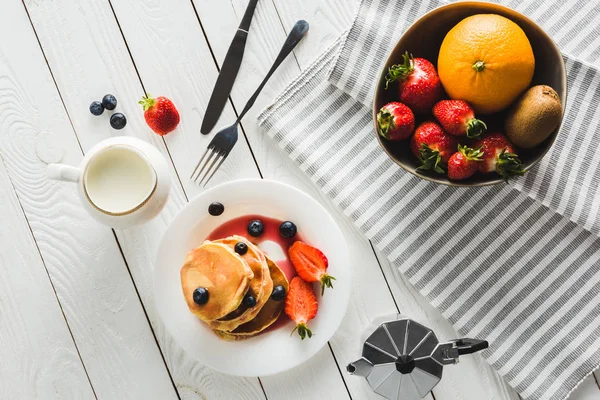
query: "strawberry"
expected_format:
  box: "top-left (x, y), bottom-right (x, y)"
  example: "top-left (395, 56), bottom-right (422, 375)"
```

top-left (376, 102), bottom-right (415, 141)
top-left (139, 94), bottom-right (180, 136)
top-left (448, 145), bottom-right (483, 180)
top-left (385, 51), bottom-right (443, 114)
top-left (285, 276), bottom-right (318, 340)
top-left (432, 100), bottom-right (487, 138)
top-left (410, 121), bottom-right (458, 174)
top-left (473, 133), bottom-right (525, 181)
top-left (289, 241), bottom-right (335, 295)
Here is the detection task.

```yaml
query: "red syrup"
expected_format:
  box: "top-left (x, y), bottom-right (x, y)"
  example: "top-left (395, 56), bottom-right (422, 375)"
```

top-left (206, 215), bottom-right (303, 281)
top-left (206, 215), bottom-right (305, 333)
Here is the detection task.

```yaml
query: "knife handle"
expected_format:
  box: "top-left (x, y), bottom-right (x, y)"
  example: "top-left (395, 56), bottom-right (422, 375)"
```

top-left (236, 20), bottom-right (309, 122)
top-left (239, 0), bottom-right (259, 32)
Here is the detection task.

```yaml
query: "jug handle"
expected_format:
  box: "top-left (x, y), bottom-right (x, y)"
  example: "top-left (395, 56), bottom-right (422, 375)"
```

top-left (47, 163), bottom-right (81, 182)
top-left (454, 338), bottom-right (489, 355)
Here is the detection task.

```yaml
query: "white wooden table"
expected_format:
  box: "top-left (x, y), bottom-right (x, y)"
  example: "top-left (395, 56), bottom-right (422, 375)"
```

top-left (1, 0), bottom-right (599, 399)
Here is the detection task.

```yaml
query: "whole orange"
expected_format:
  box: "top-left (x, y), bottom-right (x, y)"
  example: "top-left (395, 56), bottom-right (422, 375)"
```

top-left (437, 14), bottom-right (535, 115)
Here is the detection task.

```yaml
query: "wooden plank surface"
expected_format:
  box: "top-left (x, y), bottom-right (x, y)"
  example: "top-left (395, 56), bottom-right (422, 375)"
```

top-left (0, 0), bottom-right (177, 398)
top-left (0, 0), bottom-right (598, 399)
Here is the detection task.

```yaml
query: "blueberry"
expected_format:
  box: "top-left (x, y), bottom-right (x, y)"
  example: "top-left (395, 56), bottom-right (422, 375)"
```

top-left (234, 242), bottom-right (248, 255)
top-left (242, 294), bottom-right (256, 307)
top-left (247, 219), bottom-right (264, 237)
top-left (279, 221), bottom-right (297, 239)
top-left (89, 101), bottom-right (104, 116)
top-left (208, 202), bottom-right (224, 216)
top-left (193, 287), bottom-right (209, 305)
top-left (102, 94), bottom-right (117, 110)
top-left (271, 285), bottom-right (286, 301)
top-left (110, 113), bottom-right (127, 130)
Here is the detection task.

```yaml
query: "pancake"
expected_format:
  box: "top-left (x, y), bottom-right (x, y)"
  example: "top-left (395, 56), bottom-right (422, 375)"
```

top-left (181, 241), bottom-right (253, 322)
top-left (209, 236), bottom-right (273, 331)
top-left (214, 256), bottom-right (289, 341)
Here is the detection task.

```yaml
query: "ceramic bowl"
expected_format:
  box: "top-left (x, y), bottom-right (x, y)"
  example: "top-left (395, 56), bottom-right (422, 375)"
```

top-left (373, 1), bottom-right (567, 186)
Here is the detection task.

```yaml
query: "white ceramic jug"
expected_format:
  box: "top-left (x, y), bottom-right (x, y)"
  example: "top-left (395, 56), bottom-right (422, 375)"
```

top-left (47, 136), bottom-right (171, 228)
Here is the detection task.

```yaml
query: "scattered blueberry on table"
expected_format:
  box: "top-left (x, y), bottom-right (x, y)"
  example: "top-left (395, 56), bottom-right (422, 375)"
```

top-left (102, 94), bottom-right (118, 110)
top-left (110, 113), bottom-right (127, 130)
top-left (89, 101), bottom-right (104, 116)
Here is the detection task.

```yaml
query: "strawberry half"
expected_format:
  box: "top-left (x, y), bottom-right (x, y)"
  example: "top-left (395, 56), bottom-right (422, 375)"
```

top-left (410, 121), bottom-right (458, 174)
top-left (432, 100), bottom-right (487, 138)
top-left (139, 94), bottom-right (180, 136)
top-left (376, 102), bottom-right (415, 141)
top-left (385, 51), bottom-right (443, 114)
top-left (289, 241), bottom-right (335, 295)
top-left (448, 145), bottom-right (483, 180)
top-left (285, 276), bottom-right (318, 340)
top-left (473, 132), bottom-right (525, 182)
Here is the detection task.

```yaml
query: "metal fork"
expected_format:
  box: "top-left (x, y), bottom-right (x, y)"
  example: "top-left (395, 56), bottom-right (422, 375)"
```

top-left (190, 20), bottom-right (309, 186)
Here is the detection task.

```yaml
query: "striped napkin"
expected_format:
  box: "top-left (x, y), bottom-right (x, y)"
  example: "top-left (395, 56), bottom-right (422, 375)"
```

top-left (257, 0), bottom-right (600, 399)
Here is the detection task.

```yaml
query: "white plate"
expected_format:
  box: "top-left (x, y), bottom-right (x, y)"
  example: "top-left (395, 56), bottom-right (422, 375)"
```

top-left (154, 179), bottom-right (351, 376)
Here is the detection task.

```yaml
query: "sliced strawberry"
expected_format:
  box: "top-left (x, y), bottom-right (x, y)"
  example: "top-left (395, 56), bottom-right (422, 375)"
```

top-left (432, 100), bottom-right (487, 138)
top-left (376, 102), bottom-right (415, 141)
top-left (285, 277), bottom-right (318, 340)
top-left (289, 241), bottom-right (335, 295)
top-left (385, 51), bottom-right (443, 114)
top-left (447, 145), bottom-right (483, 180)
top-left (473, 133), bottom-right (525, 181)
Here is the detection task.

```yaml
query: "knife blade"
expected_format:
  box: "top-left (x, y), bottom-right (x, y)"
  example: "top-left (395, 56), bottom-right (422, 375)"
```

top-left (201, 0), bottom-right (259, 134)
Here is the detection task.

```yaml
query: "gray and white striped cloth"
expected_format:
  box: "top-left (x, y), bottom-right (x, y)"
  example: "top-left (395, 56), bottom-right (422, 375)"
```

top-left (257, 0), bottom-right (600, 399)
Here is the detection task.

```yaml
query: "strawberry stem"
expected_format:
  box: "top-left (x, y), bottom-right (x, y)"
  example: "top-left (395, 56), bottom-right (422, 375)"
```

top-left (472, 61), bottom-right (485, 72)
top-left (466, 118), bottom-right (487, 138)
top-left (138, 94), bottom-right (156, 111)
top-left (458, 144), bottom-right (483, 161)
top-left (496, 148), bottom-right (525, 182)
top-left (377, 108), bottom-right (395, 139)
top-left (416, 143), bottom-right (445, 174)
top-left (291, 323), bottom-right (313, 340)
top-left (385, 51), bottom-right (415, 89)
top-left (319, 274), bottom-right (336, 296)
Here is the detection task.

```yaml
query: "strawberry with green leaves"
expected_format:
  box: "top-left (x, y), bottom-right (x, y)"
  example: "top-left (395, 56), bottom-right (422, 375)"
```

top-left (410, 121), bottom-right (458, 174)
top-left (289, 241), bottom-right (335, 295)
top-left (473, 132), bottom-right (524, 181)
top-left (139, 94), bottom-right (180, 136)
top-left (432, 100), bottom-right (487, 138)
top-left (285, 277), bottom-right (318, 340)
top-left (385, 51), bottom-right (443, 114)
top-left (376, 102), bottom-right (415, 140)
top-left (448, 145), bottom-right (483, 180)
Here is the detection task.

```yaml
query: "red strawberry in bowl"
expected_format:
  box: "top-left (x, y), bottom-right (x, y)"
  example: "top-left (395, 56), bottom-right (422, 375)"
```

top-left (410, 121), bottom-right (458, 174)
top-left (385, 51), bottom-right (443, 114)
top-left (473, 132), bottom-right (525, 181)
top-left (448, 145), bottom-right (483, 180)
top-left (139, 94), bottom-right (180, 136)
top-left (376, 102), bottom-right (415, 140)
top-left (432, 100), bottom-right (487, 138)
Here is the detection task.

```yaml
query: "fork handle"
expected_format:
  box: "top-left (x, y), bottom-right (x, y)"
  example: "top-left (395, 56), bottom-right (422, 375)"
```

top-left (236, 20), bottom-right (309, 123)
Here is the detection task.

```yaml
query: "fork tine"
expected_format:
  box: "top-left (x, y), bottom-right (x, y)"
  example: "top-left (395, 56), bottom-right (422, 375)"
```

top-left (199, 151), bottom-right (224, 186)
top-left (192, 148), bottom-right (217, 183)
top-left (190, 147), bottom-right (211, 180)
top-left (201, 152), bottom-right (228, 187)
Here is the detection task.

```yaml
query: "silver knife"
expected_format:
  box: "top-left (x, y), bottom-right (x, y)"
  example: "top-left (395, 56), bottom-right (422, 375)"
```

top-left (201, 0), bottom-right (259, 134)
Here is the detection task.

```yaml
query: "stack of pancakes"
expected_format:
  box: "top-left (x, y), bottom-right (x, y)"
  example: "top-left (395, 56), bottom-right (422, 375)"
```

top-left (181, 235), bottom-right (289, 341)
